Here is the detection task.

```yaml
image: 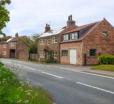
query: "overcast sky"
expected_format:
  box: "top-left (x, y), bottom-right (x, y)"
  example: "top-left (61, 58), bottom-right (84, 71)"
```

top-left (3, 0), bottom-right (114, 36)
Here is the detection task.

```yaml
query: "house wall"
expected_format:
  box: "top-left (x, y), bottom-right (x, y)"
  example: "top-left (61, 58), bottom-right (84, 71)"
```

top-left (16, 41), bottom-right (29, 60)
top-left (38, 35), bottom-right (60, 62)
top-left (83, 19), bottom-right (114, 65)
top-left (0, 38), bottom-right (29, 61)
top-left (0, 43), bottom-right (9, 58)
top-left (60, 41), bottom-right (83, 65)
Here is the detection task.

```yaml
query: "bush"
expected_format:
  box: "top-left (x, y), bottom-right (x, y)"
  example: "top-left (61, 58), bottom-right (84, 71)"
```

top-left (98, 54), bottom-right (114, 64)
top-left (0, 62), bottom-right (4, 67)
top-left (45, 51), bottom-right (57, 63)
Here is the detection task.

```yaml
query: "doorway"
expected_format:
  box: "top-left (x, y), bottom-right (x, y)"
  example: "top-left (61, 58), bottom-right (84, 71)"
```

top-left (10, 49), bottom-right (16, 58)
top-left (70, 49), bottom-right (77, 64)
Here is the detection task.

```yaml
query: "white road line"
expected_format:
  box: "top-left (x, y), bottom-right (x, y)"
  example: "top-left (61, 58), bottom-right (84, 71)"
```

top-left (79, 71), bottom-right (114, 79)
top-left (41, 72), bottom-right (64, 79)
top-left (59, 67), bottom-right (114, 79)
top-left (76, 82), bottom-right (114, 95)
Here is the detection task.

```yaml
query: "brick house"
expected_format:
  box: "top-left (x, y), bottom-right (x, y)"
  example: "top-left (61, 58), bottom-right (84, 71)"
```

top-left (0, 42), bottom-right (9, 58)
top-left (60, 15), bottom-right (114, 65)
top-left (0, 34), bottom-right (29, 60)
top-left (38, 24), bottom-right (63, 62)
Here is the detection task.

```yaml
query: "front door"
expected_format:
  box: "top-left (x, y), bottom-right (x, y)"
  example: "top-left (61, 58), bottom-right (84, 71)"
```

top-left (70, 49), bottom-right (77, 64)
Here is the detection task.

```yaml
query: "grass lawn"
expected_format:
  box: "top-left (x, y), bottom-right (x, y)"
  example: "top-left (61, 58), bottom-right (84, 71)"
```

top-left (0, 62), bottom-right (52, 104)
top-left (92, 65), bottom-right (114, 72)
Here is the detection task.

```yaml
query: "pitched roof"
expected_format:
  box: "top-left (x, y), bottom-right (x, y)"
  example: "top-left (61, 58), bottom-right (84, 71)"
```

top-left (6, 36), bottom-right (30, 47)
top-left (6, 37), bottom-right (17, 42)
top-left (39, 28), bottom-right (64, 38)
top-left (61, 21), bottom-right (100, 39)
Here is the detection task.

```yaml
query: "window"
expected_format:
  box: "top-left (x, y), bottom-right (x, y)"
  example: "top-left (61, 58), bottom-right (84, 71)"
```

top-left (63, 34), bottom-right (69, 41)
top-left (40, 51), bottom-right (45, 58)
top-left (63, 32), bottom-right (79, 41)
top-left (89, 49), bottom-right (96, 56)
top-left (47, 39), bottom-right (51, 45)
top-left (61, 50), bottom-right (68, 56)
top-left (70, 32), bottom-right (78, 40)
top-left (54, 51), bottom-right (58, 57)
top-left (102, 31), bottom-right (108, 37)
top-left (53, 36), bottom-right (58, 43)
top-left (40, 39), bottom-right (45, 45)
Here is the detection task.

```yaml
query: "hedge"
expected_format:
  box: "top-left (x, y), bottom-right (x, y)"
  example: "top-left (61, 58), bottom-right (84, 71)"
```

top-left (98, 54), bottom-right (114, 64)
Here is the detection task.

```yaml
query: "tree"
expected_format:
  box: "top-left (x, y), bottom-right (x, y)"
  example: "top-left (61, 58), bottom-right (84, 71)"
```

top-left (0, 0), bottom-right (11, 35)
top-left (29, 34), bottom-right (39, 54)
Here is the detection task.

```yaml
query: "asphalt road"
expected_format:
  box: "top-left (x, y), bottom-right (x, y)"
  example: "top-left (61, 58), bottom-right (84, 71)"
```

top-left (0, 59), bottom-right (114, 104)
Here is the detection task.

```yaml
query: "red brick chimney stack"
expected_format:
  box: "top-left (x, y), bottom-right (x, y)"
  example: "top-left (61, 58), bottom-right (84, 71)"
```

top-left (45, 24), bottom-right (51, 32)
top-left (67, 15), bottom-right (76, 28)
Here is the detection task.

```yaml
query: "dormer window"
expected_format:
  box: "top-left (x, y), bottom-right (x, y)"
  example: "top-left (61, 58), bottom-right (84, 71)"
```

top-left (70, 32), bottom-right (78, 40)
top-left (63, 32), bottom-right (79, 41)
top-left (63, 34), bottom-right (69, 41)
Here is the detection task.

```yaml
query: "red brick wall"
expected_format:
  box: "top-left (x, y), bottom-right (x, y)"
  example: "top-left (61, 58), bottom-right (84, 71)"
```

top-left (0, 43), bottom-right (9, 58)
top-left (83, 19), bottom-right (114, 65)
top-left (16, 41), bottom-right (29, 60)
top-left (60, 41), bottom-right (83, 65)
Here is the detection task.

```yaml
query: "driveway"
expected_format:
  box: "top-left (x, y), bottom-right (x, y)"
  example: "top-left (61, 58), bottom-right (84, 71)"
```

top-left (0, 59), bottom-right (114, 104)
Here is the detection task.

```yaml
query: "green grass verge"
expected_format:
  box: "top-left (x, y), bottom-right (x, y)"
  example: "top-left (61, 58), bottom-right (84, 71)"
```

top-left (92, 65), bottom-right (114, 72)
top-left (0, 63), bottom-right (52, 104)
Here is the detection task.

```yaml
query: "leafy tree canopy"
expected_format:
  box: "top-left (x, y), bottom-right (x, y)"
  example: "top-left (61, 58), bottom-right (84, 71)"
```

top-left (0, 0), bottom-right (11, 35)
top-left (19, 36), bottom-right (37, 53)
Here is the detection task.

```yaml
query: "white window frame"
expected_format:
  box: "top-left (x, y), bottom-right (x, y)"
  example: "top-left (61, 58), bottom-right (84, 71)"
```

top-left (47, 39), bottom-right (51, 45)
top-left (54, 51), bottom-right (58, 58)
top-left (63, 34), bottom-right (69, 41)
top-left (53, 36), bottom-right (58, 43)
top-left (70, 32), bottom-right (78, 40)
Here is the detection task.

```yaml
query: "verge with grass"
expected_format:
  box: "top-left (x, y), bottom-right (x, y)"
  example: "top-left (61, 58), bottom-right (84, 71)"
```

top-left (0, 62), bottom-right (52, 104)
top-left (92, 65), bottom-right (114, 72)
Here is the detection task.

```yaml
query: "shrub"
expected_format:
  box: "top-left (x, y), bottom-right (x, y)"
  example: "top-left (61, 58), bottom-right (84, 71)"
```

top-left (0, 62), bottom-right (4, 67)
top-left (45, 51), bottom-right (57, 63)
top-left (98, 54), bottom-right (114, 64)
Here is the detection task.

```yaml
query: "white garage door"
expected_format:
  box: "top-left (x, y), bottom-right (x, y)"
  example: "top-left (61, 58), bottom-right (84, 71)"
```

top-left (70, 49), bottom-right (77, 64)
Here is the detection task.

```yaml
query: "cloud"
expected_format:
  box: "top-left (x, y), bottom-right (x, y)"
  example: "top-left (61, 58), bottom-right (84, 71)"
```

top-left (3, 0), bottom-right (114, 35)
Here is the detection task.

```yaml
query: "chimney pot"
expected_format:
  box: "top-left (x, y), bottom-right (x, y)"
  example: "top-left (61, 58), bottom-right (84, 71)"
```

top-left (67, 15), bottom-right (76, 28)
top-left (45, 24), bottom-right (51, 32)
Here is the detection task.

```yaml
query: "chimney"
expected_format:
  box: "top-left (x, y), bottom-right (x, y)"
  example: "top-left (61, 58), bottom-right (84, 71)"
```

top-left (67, 15), bottom-right (76, 28)
top-left (15, 33), bottom-right (19, 38)
top-left (45, 24), bottom-right (51, 32)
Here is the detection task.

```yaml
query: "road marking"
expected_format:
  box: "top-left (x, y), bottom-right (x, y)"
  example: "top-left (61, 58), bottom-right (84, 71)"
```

top-left (79, 71), bottom-right (114, 79)
top-left (59, 67), bottom-right (114, 79)
top-left (41, 72), bottom-right (64, 79)
top-left (76, 82), bottom-right (114, 95)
